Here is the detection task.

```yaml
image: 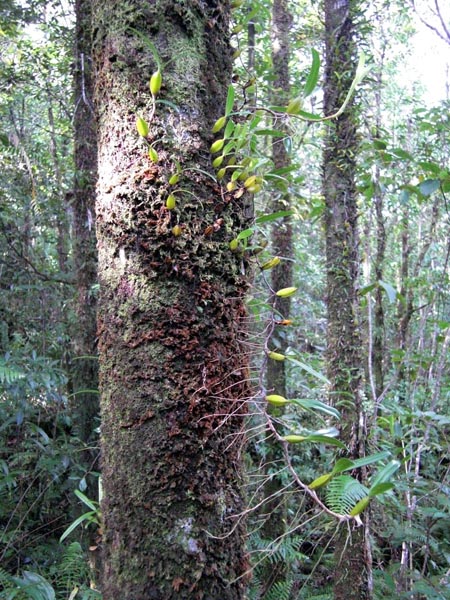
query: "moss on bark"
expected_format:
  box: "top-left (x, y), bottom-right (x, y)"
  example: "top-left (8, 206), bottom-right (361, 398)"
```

top-left (322, 1), bottom-right (372, 599)
top-left (92, 0), bottom-right (251, 597)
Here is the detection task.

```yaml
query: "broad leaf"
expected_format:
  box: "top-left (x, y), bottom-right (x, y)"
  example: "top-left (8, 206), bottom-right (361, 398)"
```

top-left (74, 489), bottom-right (99, 511)
top-left (369, 460), bottom-right (400, 491)
top-left (419, 178), bottom-right (440, 196)
top-left (286, 356), bottom-right (329, 384)
top-left (236, 228), bottom-right (254, 241)
top-left (303, 48), bottom-right (320, 97)
top-left (378, 280), bottom-right (397, 304)
top-left (225, 85), bottom-right (235, 116)
top-left (291, 398), bottom-right (340, 419)
top-left (255, 210), bottom-right (293, 224)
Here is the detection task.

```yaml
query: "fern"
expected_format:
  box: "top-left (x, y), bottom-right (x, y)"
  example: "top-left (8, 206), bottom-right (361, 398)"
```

top-left (264, 578), bottom-right (293, 600)
top-left (0, 566), bottom-right (17, 598)
top-left (325, 475), bottom-right (368, 515)
top-left (0, 363), bottom-right (25, 385)
top-left (266, 536), bottom-right (307, 566)
top-left (56, 542), bottom-right (90, 598)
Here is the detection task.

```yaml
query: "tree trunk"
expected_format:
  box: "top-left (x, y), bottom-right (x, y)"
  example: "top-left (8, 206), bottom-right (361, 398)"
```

top-left (91, 1), bottom-right (251, 597)
top-left (71, 0), bottom-right (99, 449)
top-left (261, 0), bottom-right (293, 592)
top-left (322, 1), bottom-right (372, 598)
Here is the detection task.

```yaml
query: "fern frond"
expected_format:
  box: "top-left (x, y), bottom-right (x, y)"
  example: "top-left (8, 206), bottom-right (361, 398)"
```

top-left (264, 578), bottom-right (293, 600)
top-left (56, 542), bottom-right (90, 594)
top-left (0, 566), bottom-right (16, 596)
top-left (0, 363), bottom-right (25, 385)
top-left (267, 536), bottom-right (306, 565)
top-left (325, 475), bottom-right (368, 515)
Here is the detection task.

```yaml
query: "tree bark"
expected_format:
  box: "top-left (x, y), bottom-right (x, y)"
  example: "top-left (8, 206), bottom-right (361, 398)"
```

top-left (91, 0), bottom-right (251, 597)
top-left (261, 0), bottom-right (293, 592)
top-left (71, 0), bottom-right (99, 449)
top-left (322, 1), bottom-right (372, 598)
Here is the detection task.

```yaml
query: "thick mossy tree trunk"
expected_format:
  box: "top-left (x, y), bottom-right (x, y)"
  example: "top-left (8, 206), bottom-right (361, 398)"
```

top-left (91, 1), bottom-right (251, 598)
top-left (322, 1), bottom-right (372, 599)
top-left (71, 0), bottom-right (99, 449)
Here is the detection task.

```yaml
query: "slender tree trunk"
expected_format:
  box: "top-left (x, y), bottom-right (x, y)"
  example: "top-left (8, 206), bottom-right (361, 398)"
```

top-left (322, 1), bottom-right (372, 598)
top-left (372, 63), bottom-right (386, 401)
top-left (71, 0), bottom-right (99, 449)
top-left (261, 0), bottom-right (293, 592)
top-left (91, 1), bottom-right (251, 597)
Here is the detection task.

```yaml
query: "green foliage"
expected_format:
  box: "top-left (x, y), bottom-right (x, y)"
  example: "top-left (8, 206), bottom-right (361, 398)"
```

top-left (247, 534), bottom-right (307, 600)
top-left (324, 476), bottom-right (369, 515)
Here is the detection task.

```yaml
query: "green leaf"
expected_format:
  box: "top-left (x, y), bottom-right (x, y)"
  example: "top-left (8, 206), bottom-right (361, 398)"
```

top-left (325, 475), bottom-right (369, 514)
top-left (390, 147), bottom-right (413, 160)
top-left (236, 228), bottom-right (254, 241)
top-left (369, 460), bottom-right (400, 491)
top-left (129, 28), bottom-right (161, 69)
top-left (332, 458), bottom-right (355, 473)
top-left (349, 495), bottom-right (370, 516)
top-left (60, 511), bottom-right (98, 542)
top-left (225, 85), bottom-right (235, 116)
top-left (378, 280), bottom-right (397, 303)
top-left (297, 109), bottom-right (323, 121)
top-left (254, 128), bottom-right (286, 137)
top-left (286, 356), bottom-right (329, 384)
top-left (368, 482), bottom-right (394, 497)
top-left (284, 433), bottom-right (345, 448)
top-left (359, 282), bottom-right (377, 296)
top-left (347, 451), bottom-right (391, 470)
top-left (255, 210), bottom-right (293, 224)
top-left (309, 472), bottom-right (334, 489)
top-left (155, 99), bottom-right (181, 111)
top-left (373, 139), bottom-right (387, 150)
top-left (224, 118), bottom-right (235, 139)
top-left (303, 434), bottom-right (345, 448)
top-left (74, 489), bottom-right (99, 511)
top-left (418, 160), bottom-right (441, 175)
top-left (418, 178), bottom-right (440, 196)
top-left (291, 398), bottom-right (340, 419)
top-left (303, 48), bottom-right (320, 97)
top-left (12, 572), bottom-right (55, 600)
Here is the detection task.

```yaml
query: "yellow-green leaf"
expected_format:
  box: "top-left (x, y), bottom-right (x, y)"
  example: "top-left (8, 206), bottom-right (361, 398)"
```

top-left (149, 70), bottom-right (162, 96)
top-left (349, 496), bottom-right (370, 516)
top-left (276, 286), bottom-right (298, 297)
top-left (212, 116), bottom-right (227, 134)
top-left (210, 139), bottom-right (225, 153)
top-left (308, 473), bottom-right (333, 490)
top-left (136, 116), bottom-right (149, 137)
top-left (266, 394), bottom-right (290, 406)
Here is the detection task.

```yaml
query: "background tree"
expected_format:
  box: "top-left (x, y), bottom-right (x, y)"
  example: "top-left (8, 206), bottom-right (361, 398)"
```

top-left (322, 0), bottom-right (372, 598)
top-left (70, 0), bottom-right (99, 452)
top-left (91, 0), bottom-right (252, 596)
top-left (260, 0), bottom-right (294, 593)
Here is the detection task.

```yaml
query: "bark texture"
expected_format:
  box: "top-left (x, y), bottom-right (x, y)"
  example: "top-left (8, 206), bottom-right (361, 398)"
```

top-left (261, 0), bottom-right (293, 590)
top-left (71, 0), bottom-right (99, 447)
top-left (91, 1), bottom-right (251, 598)
top-left (322, 1), bottom-right (372, 598)
top-left (267, 0), bottom-right (293, 398)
